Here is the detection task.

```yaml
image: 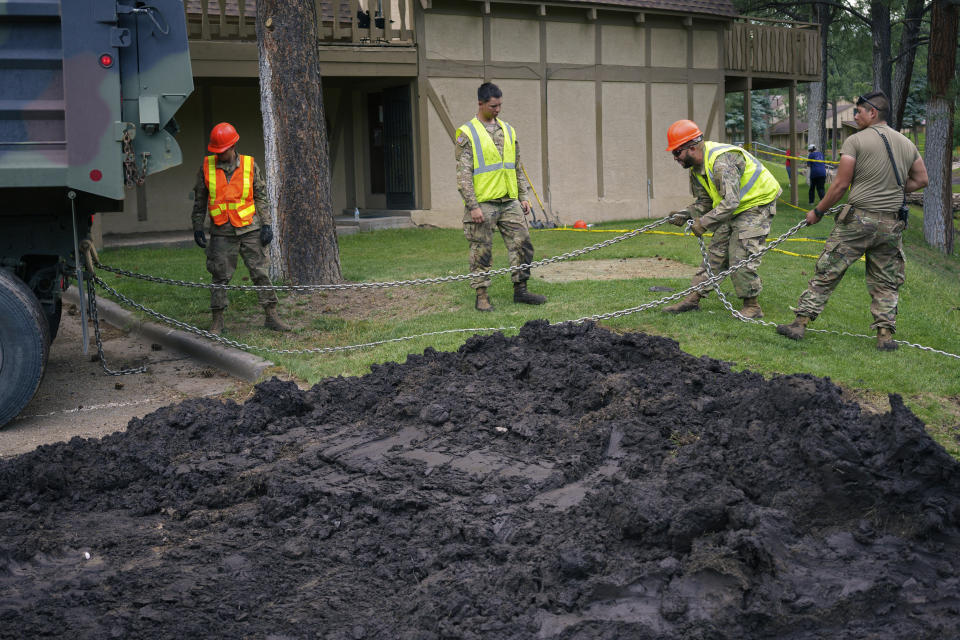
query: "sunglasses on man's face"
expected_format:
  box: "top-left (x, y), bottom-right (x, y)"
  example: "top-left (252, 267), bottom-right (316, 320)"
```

top-left (672, 144), bottom-right (693, 157)
top-left (854, 96), bottom-right (881, 116)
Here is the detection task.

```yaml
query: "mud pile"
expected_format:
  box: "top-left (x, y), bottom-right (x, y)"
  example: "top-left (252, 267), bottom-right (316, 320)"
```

top-left (2, 321), bottom-right (959, 639)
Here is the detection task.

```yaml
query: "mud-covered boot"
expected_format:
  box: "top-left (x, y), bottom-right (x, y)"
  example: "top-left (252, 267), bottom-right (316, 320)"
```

top-left (263, 304), bottom-right (292, 332)
top-left (739, 296), bottom-right (764, 319)
top-left (663, 291), bottom-right (702, 314)
top-left (475, 287), bottom-right (494, 312)
top-left (513, 282), bottom-right (546, 305)
top-left (209, 309), bottom-right (225, 336)
top-left (876, 327), bottom-right (898, 351)
top-left (776, 315), bottom-right (809, 341)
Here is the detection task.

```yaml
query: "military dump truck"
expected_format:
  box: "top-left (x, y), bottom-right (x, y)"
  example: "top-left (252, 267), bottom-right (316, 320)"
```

top-left (0, 0), bottom-right (193, 426)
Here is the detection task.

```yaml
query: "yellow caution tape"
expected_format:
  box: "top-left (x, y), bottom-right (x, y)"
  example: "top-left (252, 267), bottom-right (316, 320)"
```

top-left (753, 148), bottom-right (840, 165)
top-left (537, 225), bottom-right (865, 261)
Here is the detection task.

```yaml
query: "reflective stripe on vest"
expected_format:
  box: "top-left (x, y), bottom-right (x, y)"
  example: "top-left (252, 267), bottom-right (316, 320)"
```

top-left (695, 142), bottom-right (780, 216)
top-left (205, 154), bottom-right (256, 227)
top-left (457, 117), bottom-right (519, 202)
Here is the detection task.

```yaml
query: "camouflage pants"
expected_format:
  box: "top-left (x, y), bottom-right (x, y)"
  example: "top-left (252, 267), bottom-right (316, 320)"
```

top-left (205, 231), bottom-right (278, 310)
top-left (463, 199), bottom-right (535, 289)
top-left (694, 202), bottom-right (774, 299)
top-left (795, 212), bottom-right (905, 331)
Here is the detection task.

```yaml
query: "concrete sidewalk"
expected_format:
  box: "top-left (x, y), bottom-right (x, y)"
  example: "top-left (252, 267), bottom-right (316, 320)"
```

top-left (63, 286), bottom-right (272, 382)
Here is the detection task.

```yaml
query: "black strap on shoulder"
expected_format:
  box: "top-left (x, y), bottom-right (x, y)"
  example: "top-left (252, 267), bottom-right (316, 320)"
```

top-left (874, 128), bottom-right (905, 192)
top-left (874, 127), bottom-right (909, 227)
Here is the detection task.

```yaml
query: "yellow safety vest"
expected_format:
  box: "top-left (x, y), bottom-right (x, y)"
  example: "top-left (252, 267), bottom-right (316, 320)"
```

top-left (457, 117), bottom-right (518, 202)
top-left (695, 142), bottom-right (780, 216)
top-left (205, 154), bottom-right (256, 228)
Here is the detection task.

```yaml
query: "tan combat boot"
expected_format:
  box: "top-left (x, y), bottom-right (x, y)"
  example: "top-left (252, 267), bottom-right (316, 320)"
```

top-left (876, 327), bottom-right (898, 351)
top-left (475, 287), bottom-right (494, 312)
top-left (210, 309), bottom-right (225, 336)
top-left (776, 315), bottom-right (810, 341)
top-left (263, 304), bottom-right (292, 332)
top-left (513, 282), bottom-right (546, 305)
top-left (663, 291), bottom-right (703, 314)
top-left (739, 297), bottom-right (764, 319)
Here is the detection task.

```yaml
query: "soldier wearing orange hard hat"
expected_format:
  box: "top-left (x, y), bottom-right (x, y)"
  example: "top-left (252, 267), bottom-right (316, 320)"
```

top-left (662, 119), bottom-right (781, 319)
top-left (191, 122), bottom-right (291, 335)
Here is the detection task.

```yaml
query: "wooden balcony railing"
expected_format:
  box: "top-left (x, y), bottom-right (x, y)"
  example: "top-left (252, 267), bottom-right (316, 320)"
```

top-left (725, 19), bottom-right (820, 78)
top-left (184, 0), bottom-right (415, 45)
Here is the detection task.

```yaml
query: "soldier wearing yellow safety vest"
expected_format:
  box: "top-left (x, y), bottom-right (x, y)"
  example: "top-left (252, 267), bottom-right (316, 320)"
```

top-left (663, 119), bottom-right (782, 318)
top-left (456, 82), bottom-right (546, 312)
top-left (191, 122), bottom-right (290, 335)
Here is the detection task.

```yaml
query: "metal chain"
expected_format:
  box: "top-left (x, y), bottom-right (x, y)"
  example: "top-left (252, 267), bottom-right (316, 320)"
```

top-left (91, 274), bottom-right (518, 355)
top-left (85, 275), bottom-right (148, 375)
top-left (121, 128), bottom-right (147, 188)
top-left (85, 214), bottom-right (960, 362)
top-left (570, 218), bottom-right (811, 324)
top-left (91, 216), bottom-right (677, 292)
top-left (691, 216), bottom-right (960, 360)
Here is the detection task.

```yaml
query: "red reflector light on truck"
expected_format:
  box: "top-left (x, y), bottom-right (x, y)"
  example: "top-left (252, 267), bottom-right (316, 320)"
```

top-left (89, 169), bottom-right (102, 181)
top-left (99, 53), bottom-right (114, 68)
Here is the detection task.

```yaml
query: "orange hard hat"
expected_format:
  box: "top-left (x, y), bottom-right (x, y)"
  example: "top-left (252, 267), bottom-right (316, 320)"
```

top-left (208, 122), bottom-right (240, 153)
top-left (573, 220), bottom-right (587, 229)
top-left (665, 119), bottom-right (703, 151)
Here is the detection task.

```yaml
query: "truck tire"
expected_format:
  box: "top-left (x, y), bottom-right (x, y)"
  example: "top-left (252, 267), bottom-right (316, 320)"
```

top-left (0, 269), bottom-right (50, 428)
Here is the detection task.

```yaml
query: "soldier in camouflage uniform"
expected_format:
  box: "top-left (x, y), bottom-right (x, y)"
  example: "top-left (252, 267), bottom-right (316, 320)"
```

top-left (192, 122), bottom-right (291, 335)
top-left (457, 82), bottom-right (546, 312)
top-left (777, 91), bottom-right (928, 350)
top-left (662, 120), bottom-right (782, 318)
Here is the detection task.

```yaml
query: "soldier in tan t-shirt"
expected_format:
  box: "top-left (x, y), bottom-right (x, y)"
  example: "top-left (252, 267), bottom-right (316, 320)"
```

top-left (777, 91), bottom-right (928, 350)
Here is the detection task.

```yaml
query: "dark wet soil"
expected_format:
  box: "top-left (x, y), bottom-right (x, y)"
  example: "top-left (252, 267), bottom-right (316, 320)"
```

top-left (2, 321), bottom-right (959, 639)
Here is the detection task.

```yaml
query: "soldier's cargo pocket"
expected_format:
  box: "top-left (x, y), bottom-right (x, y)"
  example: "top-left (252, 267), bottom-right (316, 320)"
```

top-left (463, 222), bottom-right (487, 244)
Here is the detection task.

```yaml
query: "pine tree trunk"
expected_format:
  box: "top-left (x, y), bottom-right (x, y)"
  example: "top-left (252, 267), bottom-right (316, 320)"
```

top-left (870, 1), bottom-right (892, 99)
top-left (890, 0), bottom-right (924, 130)
top-left (806, 3), bottom-right (832, 151)
top-left (922, 0), bottom-right (958, 254)
top-left (256, 0), bottom-right (342, 284)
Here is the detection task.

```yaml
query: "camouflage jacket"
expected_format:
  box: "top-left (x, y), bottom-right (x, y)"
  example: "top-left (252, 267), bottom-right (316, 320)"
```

top-left (191, 153), bottom-right (269, 236)
top-left (456, 120), bottom-right (532, 210)
top-left (682, 152), bottom-right (749, 230)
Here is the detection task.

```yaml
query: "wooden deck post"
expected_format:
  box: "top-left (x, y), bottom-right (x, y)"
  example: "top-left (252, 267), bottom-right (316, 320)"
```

top-left (789, 79), bottom-right (798, 205)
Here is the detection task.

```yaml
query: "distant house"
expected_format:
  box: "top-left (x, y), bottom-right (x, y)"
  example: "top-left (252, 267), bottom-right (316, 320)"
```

top-left (769, 101), bottom-right (855, 153)
top-left (95, 0), bottom-right (821, 239)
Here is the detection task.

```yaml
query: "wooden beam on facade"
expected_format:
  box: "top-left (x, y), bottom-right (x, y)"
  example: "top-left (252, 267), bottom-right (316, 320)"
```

top-left (483, 1), bottom-right (491, 14)
top-left (594, 22), bottom-right (603, 198)
top-left (538, 4), bottom-right (546, 16)
top-left (634, 12), bottom-right (644, 24)
top-left (424, 79), bottom-right (457, 142)
top-left (586, 7), bottom-right (597, 21)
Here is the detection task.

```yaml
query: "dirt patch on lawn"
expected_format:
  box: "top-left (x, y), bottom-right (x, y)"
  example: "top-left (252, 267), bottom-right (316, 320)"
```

top-left (534, 258), bottom-right (697, 283)
top-left (224, 285), bottom-right (448, 333)
top-left (2, 321), bottom-right (959, 639)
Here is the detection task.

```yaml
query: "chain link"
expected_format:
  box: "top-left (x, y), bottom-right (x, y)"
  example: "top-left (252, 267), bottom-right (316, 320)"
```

top-left (92, 216), bottom-right (677, 291)
top-left (690, 215), bottom-right (960, 360)
top-left (85, 275), bottom-right (148, 375)
top-left (84, 212), bottom-right (960, 362)
top-left (121, 127), bottom-right (148, 188)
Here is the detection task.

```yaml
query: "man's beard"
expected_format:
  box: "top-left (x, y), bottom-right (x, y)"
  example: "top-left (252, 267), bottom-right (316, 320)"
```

top-left (681, 155), bottom-right (696, 169)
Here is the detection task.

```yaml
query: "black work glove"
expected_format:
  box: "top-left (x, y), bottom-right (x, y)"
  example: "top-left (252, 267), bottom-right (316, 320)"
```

top-left (194, 230), bottom-right (207, 248)
top-left (690, 219), bottom-right (707, 238)
top-left (668, 211), bottom-right (691, 227)
top-left (259, 224), bottom-right (273, 246)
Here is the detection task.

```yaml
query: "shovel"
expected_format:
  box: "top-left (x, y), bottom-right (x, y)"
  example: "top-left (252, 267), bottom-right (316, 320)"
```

top-left (528, 206), bottom-right (546, 229)
top-left (520, 164), bottom-right (558, 228)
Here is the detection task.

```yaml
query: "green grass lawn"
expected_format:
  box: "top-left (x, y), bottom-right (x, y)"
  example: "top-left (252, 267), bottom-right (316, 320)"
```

top-left (96, 180), bottom-right (960, 455)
